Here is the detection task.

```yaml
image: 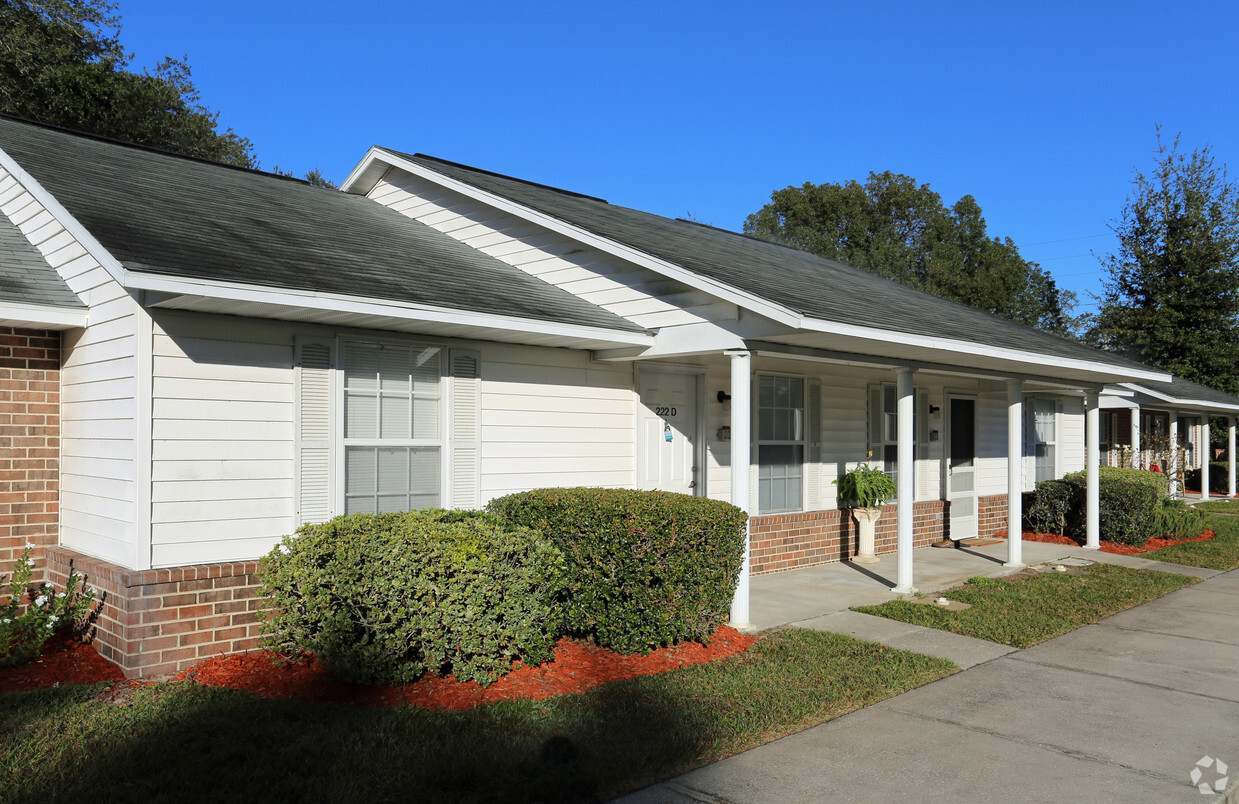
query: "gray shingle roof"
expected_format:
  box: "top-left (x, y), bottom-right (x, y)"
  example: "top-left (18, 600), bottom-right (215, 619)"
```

top-left (0, 117), bottom-right (643, 334)
top-left (0, 213), bottom-right (83, 308)
top-left (393, 151), bottom-right (1158, 374)
top-left (1135, 376), bottom-right (1239, 408)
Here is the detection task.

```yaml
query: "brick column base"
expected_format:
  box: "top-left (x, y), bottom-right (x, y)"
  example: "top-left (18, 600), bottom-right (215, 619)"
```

top-left (43, 547), bottom-right (264, 678)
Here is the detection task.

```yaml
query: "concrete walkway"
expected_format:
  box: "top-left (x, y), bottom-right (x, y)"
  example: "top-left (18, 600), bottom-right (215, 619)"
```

top-left (620, 547), bottom-right (1239, 803)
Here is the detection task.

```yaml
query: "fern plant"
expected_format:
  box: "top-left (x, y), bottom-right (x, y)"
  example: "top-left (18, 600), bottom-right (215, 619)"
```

top-left (833, 464), bottom-right (898, 509)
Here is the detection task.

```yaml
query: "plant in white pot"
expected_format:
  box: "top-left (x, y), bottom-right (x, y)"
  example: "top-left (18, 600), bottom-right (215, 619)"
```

top-left (833, 461), bottom-right (898, 564)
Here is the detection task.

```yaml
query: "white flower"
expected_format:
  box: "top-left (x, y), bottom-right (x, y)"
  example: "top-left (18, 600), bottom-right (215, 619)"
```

top-left (34, 595), bottom-right (48, 606)
top-left (48, 614), bottom-right (58, 622)
top-left (279, 543), bottom-right (290, 554)
top-left (57, 592), bottom-right (66, 598)
top-left (23, 542), bottom-right (35, 550)
top-left (42, 582), bottom-right (52, 589)
top-left (2, 618), bottom-right (9, 624)
top-left (46, 622), bottom-right (54, 629)
top-left (24, 558), bottom-right (35, 567)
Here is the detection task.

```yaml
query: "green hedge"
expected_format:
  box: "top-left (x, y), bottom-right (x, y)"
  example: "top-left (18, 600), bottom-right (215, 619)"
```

top-left (1059, 466), bottom-right (1166, 546)
top-left (487, 488), bottom-right (747, 654)
top-left (257, 509), bottom-right (564, 686)
top-left (1185, 461), bottom-right (1232, 494)
top-left (1155, 498), bottom-right (1208, 540)
top-left (1025, 480), bottom-right (1078, 535)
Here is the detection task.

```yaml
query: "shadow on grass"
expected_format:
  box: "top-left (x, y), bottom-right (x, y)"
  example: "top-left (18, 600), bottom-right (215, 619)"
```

top-left (0, 631), bottom-right (956, 803)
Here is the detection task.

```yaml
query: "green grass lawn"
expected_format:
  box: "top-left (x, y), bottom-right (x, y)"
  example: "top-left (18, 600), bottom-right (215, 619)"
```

top-left (853, 564), bottom-right (1198, 649)
top-left (1193, 499), bottom-right (1239, 514)
top-left (1144, 512), bottom-right (1239, 570)
top-left (0, 629), bottom-right (954, 803)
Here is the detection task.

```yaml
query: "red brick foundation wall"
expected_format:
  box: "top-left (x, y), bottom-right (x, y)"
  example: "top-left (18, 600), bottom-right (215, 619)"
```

top-left (0, 328), bottom-right (60, 571)
top-left (750, 500), bottom-right (948, 575)
top-left (978, 493), bottom-right (1012, 537)
top-left (44, 547), bottom-right (264, 678)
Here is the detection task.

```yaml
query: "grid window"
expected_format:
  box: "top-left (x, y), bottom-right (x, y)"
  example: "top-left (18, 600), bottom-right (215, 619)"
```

top-left (758, 375), bottom-right (804, 513)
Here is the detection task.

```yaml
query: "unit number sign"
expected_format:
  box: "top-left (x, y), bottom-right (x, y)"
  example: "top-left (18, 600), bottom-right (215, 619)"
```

top-left (654, 406), bottom-right (677, 416)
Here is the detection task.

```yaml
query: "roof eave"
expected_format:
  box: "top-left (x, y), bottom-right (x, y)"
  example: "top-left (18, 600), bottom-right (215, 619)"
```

top-left (0, 301), bottom-right (87, 330)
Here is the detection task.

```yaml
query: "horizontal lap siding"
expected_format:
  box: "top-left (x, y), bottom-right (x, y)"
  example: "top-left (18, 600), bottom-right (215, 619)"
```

top-left (149, 313), bottom-right (294, 567)
top-left (0, 167), bottom-right (138, 566)
top-left (1061, 397), bottom-right (1085, 474)
top-left (479, 343), bottom-right (634, 502)
top-left (368, 171), bottom-right (735, 329)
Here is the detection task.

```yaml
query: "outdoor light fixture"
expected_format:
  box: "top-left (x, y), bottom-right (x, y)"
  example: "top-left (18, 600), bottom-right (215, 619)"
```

top-left (717, 391), bottom-right (732, 403)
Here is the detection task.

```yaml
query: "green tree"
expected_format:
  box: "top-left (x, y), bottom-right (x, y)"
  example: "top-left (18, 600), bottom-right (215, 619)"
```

top-left (1090, 131), bottom-right (1239, 393)
top-left (743, 171), bottom-right (1075, 333)
top-left (1, 0), bottom-right (256, 167)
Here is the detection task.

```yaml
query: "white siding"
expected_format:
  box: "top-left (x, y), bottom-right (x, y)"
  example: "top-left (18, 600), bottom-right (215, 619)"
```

top-left (149, 313), bottom-right (295, 567)
top-left (478, 342), bottom-right (635, 501)
top-left (0, 167), bottom-right (139, 566)
top-left (975, 385), bottom-right (1010, 497)
top-left (1060, 396), bottom-right (1086, 475)
top-left (368, 170), bottom-right (736, 329)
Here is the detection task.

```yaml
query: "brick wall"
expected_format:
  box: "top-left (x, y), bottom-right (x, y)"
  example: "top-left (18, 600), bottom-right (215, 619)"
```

top-left (44, 547), bottom-right (264, 678)
top-left (978, 493), bottom-right (1013, 537)
top-left (750, 500), bottom-right (947, 575)
top-left (0, 327), bottom-right (60, 570)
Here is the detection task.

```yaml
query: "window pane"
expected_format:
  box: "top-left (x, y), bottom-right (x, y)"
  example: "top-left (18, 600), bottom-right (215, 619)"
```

top-left (380, 394), bottom-right (411, 439)
top-left (345, 393), bottom-right (377, 439)
top-left (413, 397), bottom-right (439, 440)
top-left (1035, 399), bottom-right (1056, 442)
top-left (343, 343), bottom-right (379, 391)
top-left (378, 347), bottom-right (411, 394)
top-left (410, 447), bottom-right (441, 507)
top-left (377, 447), bottom-right (410, 496)
top-left (412, 348), bottom-right (441, 395)
top-left (346, 447), bottom-right (376, 496)
top-left (1035, 444), bottom-right (1055, 483)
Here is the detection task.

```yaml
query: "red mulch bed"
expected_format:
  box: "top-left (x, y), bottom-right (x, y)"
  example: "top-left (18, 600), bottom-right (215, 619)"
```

top-left (1, 627), bottom-right (757, 710)
top-left (997, 529), bottom-right (1217, 556)
top-left (0, 632), bottom-right (126, 694)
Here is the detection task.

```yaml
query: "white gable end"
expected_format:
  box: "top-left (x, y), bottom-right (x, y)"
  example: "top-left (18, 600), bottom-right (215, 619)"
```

top-left (367, 168), bottom-right (738, 330)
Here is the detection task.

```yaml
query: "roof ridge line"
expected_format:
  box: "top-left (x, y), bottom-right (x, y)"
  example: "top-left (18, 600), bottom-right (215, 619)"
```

top-left (0, 113), bottom-right (310, 185)
top-left (407, 152), bottom-right (610, 204)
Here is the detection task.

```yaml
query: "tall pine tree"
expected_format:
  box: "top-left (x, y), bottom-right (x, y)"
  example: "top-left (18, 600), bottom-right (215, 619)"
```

top-left (1090, 131), bottom-right (1239, 393)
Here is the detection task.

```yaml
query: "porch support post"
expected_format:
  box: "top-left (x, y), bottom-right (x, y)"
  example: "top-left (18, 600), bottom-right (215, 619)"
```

top-left (893, 367), bottom-right (916, 594)
top-left (726, 350), bottom-right (752, 629)
top-left (1085, 391), bottom-right (1101, 550)
top-left (1130, 409), bottom-right (1141, 468)
top-left (1169, 415), bottom-right (1180, 497)
top-left (1229, 417), bottom-right (1236, 497)
top-left (1005, 379), bottom-right (1024, 568)
top-left (1201, 417), bottom-right (1211, 501)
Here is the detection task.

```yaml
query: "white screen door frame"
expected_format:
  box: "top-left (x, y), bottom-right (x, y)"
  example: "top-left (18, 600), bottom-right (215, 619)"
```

top-left (946, 393), bottom-right (978, 540)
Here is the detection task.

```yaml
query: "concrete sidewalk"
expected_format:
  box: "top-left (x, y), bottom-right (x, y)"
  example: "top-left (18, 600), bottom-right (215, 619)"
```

top-left (620, 562), bottom-right (1239, 803)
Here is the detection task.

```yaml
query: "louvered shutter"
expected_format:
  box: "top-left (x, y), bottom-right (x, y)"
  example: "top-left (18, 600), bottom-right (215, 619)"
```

top-left (866, 384), bottom-right (883, 464)
top-left (450, 350), bottom-right (482, 509)
top-left (750, 377), bottom-right (759, 512)
top-left (917, 390), bottom-right (932, 499)
top-left (295, 338), bottom-right (335, 526)
top-left (806, 380), bottom-right (822, 509)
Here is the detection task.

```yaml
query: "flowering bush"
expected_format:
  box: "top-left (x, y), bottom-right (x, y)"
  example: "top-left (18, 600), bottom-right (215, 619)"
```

top-left (1, 544), bottom-right (96, 666)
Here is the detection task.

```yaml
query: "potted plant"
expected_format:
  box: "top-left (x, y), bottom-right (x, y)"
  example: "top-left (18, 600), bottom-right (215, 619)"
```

top-left (833, 460), bottom-right (898, 564)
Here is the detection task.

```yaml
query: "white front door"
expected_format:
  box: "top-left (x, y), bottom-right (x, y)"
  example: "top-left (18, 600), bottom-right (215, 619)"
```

top-left (947, 396), bottom-right (978, 540)
top-left (637, 371), bottom-right (699, 494)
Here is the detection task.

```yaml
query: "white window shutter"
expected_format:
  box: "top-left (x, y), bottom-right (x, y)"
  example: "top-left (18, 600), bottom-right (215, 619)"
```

top-left (450, 350), bottom-right (482, 509)
top-left (750, 377), bottom-right (759, 512)
top-left (806, 379), bottom-right (822, 509)
top-left (917, 390), bottom-right (932, 499)
top-left (295, 337), bottom-right (335, 526)
top-left (866, 383), bottom-right (882, 463)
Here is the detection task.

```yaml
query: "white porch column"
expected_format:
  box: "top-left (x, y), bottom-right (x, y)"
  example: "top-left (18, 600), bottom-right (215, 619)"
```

top-left (1006, 380), bottom-right (1024, 568)
top-left (727, 350), bottom-right (752, 628)
top-left (1085, 391), bottom-right (1101, 550)
top-left (1169, 415), bottom-right (1180, 496)
top-left (893, 368), bottom-right (916, 594)
top-left (1201, 417), bottom-right (1211, 501)
top-left (1130, 410), bottom-right (1141, 468)
top-left (1229, 417), bottom-right (1236, 497)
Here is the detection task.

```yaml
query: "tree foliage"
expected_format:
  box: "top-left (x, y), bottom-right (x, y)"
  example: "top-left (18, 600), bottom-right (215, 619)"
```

top-left (1090, 132), bottom-right (1239, 393)
top-left (0, 0), bottom-right (257, 167)
top-left (743, 171), bottom-right (1077, 333)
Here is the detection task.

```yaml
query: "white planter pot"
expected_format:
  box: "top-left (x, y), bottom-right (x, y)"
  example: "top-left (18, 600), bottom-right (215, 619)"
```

top-left (851, 506), bottom-right (882, 564)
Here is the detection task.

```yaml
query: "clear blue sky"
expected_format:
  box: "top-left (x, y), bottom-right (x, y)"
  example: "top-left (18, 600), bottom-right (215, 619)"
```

top-left (115, 0), bottom-right (1239, 317)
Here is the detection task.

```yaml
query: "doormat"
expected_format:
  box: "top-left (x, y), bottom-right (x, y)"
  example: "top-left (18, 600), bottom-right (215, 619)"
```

top-left (958, 537), bottom-right (1004, 547)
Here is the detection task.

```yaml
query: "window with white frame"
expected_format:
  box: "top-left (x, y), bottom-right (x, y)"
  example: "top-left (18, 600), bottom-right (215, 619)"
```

top-left (1031, 398), bottom-right (1057, 483)
top-left (342, 340), bottom-right (443, 514)
top-left (870, 383), bottom-right (921, 485)
top-left (758, 374), bottom-right (804, 513)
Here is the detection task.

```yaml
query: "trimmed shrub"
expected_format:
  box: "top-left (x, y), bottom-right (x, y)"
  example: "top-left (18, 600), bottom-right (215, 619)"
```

top-left (1185, 461), bottom-right (1232, 493)
top-left (487, 488), bottom-right (747, 655)
top-left (1063, 466), bottom-right (1165, 546)
top-left (258, 509), bottom-right (564, 686)
top-left (1025, 480), bottom-right (1079, 535)
top-left (1154, 498), bottom-right (1208, 540)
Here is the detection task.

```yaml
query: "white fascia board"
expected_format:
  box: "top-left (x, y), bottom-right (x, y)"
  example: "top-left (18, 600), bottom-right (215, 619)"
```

top-left (125, 271), bottom-right (654, 347)
top-left (347, 149), bottom-right (802, 329)
top-left (0, 301), bottom-right (87, 329)
top-left (0, 146), bottom-right (128, 288)
top-left (1118, 382), bottom-right (1239, 412)
top-left (798, 316), bottom-right (1173, 384)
